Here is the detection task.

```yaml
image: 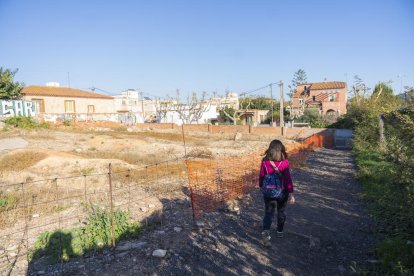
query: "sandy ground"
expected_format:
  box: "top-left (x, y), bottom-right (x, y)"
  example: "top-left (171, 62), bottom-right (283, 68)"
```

top-left (0, 127), bottom-right (296, 185)
top-left (0, 126), bottom-right (299, 275)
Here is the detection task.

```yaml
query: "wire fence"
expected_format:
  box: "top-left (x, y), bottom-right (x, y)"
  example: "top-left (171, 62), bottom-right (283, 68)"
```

top-left (0, 158), bottom-right (188, 275)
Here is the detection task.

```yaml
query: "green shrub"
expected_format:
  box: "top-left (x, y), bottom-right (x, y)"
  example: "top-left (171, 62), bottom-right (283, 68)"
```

top-left (355, 150), bottom-right (414, 274)
top-left (4, 116), bottom-right (48, 129)
top-left (62, 119), bottom-right (72, 126)
top-left (30, 207), bottom-right (141, 263)
top-left (377, 237), bottom-right (414, 275)
top-left (0, 192), bottom-right (18, 211)
top-left (350, 97), bottom-right (414, 274)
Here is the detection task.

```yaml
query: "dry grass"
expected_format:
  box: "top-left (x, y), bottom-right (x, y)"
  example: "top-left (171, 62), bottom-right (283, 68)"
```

top-left (187, 148), bottom-right (213, 159)
top-left (72, 127), bottom-right (207, 145)
top-left (0, 151), bottom-right (48, 172)
top-left (111, 160), bottom-right (188, 193)
top-left (76, 150), bottom-right (165, 166)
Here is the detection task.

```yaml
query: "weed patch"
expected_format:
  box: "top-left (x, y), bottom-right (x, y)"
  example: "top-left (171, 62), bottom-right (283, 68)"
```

top-left (187, 148), bottom-right (213, 159)
top-left (29, 206), bottom-right (141, 263)
top-left (0, 192), bottom-right (18, 211)
top-left (4, 116), bottom-right (49, 129)
top-left (355, 149), bottom-right (414, 274)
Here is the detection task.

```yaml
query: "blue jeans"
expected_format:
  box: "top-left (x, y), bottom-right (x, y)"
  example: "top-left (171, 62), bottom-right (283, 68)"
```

top-left (263, 191), bottom-right (289, 232)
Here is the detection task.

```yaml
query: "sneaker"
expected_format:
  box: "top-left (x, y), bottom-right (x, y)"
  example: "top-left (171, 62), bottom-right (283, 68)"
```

top-left (276, 231), bottom-right (284, 238)
top-left (261, 231), bottom-right (271, 247)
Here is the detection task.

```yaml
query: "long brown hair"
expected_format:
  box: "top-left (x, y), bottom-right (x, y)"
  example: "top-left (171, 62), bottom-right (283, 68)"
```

top-left (263, 139), bottom-right (288, 161)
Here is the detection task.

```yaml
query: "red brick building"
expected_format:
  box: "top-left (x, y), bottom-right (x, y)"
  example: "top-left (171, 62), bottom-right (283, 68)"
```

top-left (291, 81), bottom-right (347, 117)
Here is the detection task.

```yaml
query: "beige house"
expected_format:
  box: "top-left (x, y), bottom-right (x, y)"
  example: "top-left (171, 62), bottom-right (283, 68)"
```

top-left (291, 81), bottom-right (347, 117)
top-left (237, 109), bottom-right (269, 125)
top-left (22, 85), bottom-right (115, 114)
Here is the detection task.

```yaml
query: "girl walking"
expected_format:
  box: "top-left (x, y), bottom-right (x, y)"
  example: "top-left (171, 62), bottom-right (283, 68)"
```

top-left (259, 139), bottom-right (295, 247)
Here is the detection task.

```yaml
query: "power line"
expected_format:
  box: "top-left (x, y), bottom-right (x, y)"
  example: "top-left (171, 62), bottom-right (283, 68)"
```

top-left (239, 82), bottom-right (281, 97)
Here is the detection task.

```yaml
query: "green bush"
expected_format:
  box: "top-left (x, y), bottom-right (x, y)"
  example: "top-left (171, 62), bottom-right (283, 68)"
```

top-left (377, 237), bottom-right (414, 275)
top-left (0, 192), bottom-right (18, 211)
top-left (30, 207), bottom-right (141, 263)
top-left (353, 106), bottom-right (414, 274)
top-left (62, 119), bottom-right (72, 126)
top-left (4, 116), bottom-right (48, 129)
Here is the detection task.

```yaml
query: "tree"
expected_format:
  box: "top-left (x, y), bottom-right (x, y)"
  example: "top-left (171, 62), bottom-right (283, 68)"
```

top-left (372, 82), bottom-right (394, 102)
top-left (218, 96), bottom-right (254, 125)
top-left (173, 91), bottom-right (211, 124)
top-left (239, 97), bottom-right (277, 110)
top-left (155, 98), bottom-right (175, 123)
top-left (403, 86), bottom-right (414, 104)
top-left (349, 75), bottom-right (370, 104)
top-left (218, 107), bottom-right (238, 124)
top-left (0, 67), bottom-right (24, 100)
top-left (288, 69), bottom-right (308, 99)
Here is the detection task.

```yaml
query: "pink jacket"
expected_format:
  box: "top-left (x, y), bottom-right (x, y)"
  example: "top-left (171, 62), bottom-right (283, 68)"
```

top-left (259, 159), bottom-right (294, 193)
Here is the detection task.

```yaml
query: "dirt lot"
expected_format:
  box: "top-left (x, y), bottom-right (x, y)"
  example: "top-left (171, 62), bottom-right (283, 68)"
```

top-left (0, 124), bottom-right (299, 275)
top-left (0, 125), bottom-right (297, 185)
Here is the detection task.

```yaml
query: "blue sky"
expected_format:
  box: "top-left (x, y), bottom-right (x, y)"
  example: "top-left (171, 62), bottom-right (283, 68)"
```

top-left (0, 0), bottom-right (413, 99)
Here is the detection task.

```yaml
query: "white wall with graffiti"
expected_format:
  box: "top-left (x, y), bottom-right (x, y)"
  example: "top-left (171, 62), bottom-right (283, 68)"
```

top-left (0, 100), bottom-right (36, 118)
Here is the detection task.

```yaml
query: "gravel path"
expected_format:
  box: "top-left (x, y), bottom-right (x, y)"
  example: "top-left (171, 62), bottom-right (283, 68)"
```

top-left (27, 148), bottom-right (375, 275)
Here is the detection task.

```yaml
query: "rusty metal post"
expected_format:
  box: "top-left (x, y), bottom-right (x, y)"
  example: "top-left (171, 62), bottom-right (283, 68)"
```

top-left (21, 182), bottom-right (29, 274)
top-left (108, 163), bottom-right (116, 249)
top-left (181, 124), bottom-right (187, 157)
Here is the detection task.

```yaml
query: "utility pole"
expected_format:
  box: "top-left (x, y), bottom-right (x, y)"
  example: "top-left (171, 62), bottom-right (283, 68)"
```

top-left (139, 91), bottom-right (145, 121)
top-left (280, 80), bottom-right (284, 136)
top-left (270, 84), bottom-right (274, 126)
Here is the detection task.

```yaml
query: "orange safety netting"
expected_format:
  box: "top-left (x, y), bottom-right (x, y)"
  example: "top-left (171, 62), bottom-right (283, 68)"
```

top-left (186, 132), bottom-right (334, 218)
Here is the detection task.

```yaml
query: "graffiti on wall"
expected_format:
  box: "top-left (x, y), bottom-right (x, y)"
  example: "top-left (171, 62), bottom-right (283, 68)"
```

top-left (39, 113), bottom-right (137, 125)
top-left (0, 100), bottom-right (36, 118)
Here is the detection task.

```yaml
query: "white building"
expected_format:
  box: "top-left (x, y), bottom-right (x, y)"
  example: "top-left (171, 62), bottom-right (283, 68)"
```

top-left (157, 93), bottom-right (240, 125)
top-left (113, 89), bottom-right (157, 123)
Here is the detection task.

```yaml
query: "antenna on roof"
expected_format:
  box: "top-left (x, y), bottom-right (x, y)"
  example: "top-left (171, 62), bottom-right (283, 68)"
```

top-left (88, 86), bottom-right (112, 95)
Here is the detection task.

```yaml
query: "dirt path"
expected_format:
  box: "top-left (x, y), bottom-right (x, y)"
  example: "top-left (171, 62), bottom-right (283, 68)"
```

top-left (27, 148), bottom-right (375, 275)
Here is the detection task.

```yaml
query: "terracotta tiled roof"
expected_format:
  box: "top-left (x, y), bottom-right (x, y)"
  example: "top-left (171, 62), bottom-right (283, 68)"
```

top-left (22, 86), bottom-right (113, 99)
top-left (305, 93), bottom-right (328, 104)
top-left (292, 81), bottom-right (346, 98)
top-left (292, 90), bottom-right (306, 98)
top-left (302, 81), bottom-right (346, 90)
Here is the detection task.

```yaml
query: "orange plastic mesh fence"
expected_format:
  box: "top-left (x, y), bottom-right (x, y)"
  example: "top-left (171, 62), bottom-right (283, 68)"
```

top-left (186, 131), bottom-right (334, 218)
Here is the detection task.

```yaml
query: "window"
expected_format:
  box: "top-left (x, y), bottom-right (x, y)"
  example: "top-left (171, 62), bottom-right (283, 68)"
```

top-left (87, 105), bottom-right (95, 113)
top-left (64, 100), bottom-right (75, 113)
top-left (299, 98), bottom-right (304, 104)
top-left (312, 96), bottom-right (316, 101)
top-left (329, 95), bottom-right (335, 102)
top-left (32, 98), bottom-right (45, 113)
